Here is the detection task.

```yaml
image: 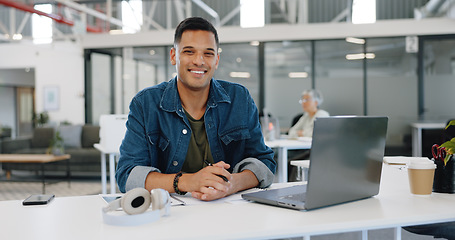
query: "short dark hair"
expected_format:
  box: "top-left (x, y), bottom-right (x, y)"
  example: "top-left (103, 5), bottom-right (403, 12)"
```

top-left (174, 17), bottom-right (219, 49)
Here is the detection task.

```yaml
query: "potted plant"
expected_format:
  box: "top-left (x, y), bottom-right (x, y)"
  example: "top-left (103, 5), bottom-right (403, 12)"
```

top-left (33, 111), bottom-right (49, 127)
top-left (433, 120), bottom-right (455, 193)
top-left (0, 125), bottom-right (12, 138)
top-left (439, 120), bottom-right (455, 166)
top-left (47, 130), bottom-right (65, 155)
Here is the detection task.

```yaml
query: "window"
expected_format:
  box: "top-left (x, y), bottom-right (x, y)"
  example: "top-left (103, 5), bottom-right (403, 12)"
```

top-left (352, 0), bottom-right (376, 24)
top-left (240, 0), bottom-right (264, 28)
top-left (32, 4), bottom-right (53, 44)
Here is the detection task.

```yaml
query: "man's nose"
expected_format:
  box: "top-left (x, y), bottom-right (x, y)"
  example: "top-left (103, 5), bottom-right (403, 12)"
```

top-left (192, 53), bottom-right (205, 65)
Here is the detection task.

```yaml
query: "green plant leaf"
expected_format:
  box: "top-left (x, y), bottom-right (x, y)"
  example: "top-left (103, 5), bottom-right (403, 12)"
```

top-left (446, 120), bottom-right (455, 129)
top-left (441, 138), bottom-right (455, 155)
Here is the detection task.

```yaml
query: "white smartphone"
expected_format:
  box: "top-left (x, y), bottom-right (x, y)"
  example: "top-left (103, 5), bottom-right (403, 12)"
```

top-left (22, 194), bottom-right (55, 206)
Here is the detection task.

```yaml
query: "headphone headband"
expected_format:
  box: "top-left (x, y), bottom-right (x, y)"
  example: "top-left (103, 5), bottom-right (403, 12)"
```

top-left (102, 188), bottom-right (170, 226)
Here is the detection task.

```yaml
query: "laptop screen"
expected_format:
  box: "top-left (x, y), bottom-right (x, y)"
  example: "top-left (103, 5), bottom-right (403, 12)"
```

top-left (304, 116), bottom-right (388, 209)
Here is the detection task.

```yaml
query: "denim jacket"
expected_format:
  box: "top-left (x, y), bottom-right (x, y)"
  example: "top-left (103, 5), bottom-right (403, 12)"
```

top-left (116, 77), bottom-right (276, 193)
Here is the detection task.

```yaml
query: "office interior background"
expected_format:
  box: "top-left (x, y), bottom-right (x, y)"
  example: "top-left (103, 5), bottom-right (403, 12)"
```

top-left (0, 0), bottom-right (454, 154)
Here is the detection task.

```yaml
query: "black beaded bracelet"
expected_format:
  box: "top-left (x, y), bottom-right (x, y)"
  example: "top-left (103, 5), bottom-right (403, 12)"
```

top-left (173, 171), bottom-right (187, 195)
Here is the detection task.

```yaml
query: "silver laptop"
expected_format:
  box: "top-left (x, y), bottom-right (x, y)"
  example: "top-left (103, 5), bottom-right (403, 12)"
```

top-left (242, 116), bottom-right (388, 210)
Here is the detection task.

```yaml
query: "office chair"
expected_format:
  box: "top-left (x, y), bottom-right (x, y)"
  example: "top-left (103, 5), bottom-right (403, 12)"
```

top-left (290, 113), bottom-right (303, 128)
top-left (288, 112), bottom-right (309, 182)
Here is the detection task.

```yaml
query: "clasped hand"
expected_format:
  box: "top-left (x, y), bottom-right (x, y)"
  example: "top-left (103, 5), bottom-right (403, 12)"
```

top-left (189, 161), bottom-right (233, 201)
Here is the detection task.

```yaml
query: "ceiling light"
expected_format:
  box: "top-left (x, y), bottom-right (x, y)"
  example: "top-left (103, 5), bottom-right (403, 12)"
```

top-left (345, 37), bottom-right (365, 44)
top-left (250, 41), bottom-right (260, 46)
top-left (288, 72), bottom-right (308, 78)
top-left (109, 29), bottom-right (124, 35)
top-left (346, 53), bottom-right (376, 60)
top-left (365, 53), bottom-right (375, 59)
top-left (149, 50), bottom-right (155, 55)
top-left (236, 58), bottom-right (242, 63)
top-left (12, 34), bottom-right (23, 40)
top-left (230, 72), bottom-right (251, 78)
top-left (346, 53), bottom-right (364, 60)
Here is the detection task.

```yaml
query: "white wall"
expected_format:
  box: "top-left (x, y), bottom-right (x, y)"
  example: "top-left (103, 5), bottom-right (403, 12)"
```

top-left (0, 42), bottom-right (85, 125)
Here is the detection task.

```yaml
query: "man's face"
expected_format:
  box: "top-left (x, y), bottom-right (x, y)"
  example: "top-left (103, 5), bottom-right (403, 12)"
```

top-left (170, 30), bottom-right (219, 91)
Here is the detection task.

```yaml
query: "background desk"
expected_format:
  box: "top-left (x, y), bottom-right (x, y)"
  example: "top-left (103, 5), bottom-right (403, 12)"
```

top-left (411, 122), bottom-right (446, 157)
top-left (266, 138), bottom-right (311, 182)
top-left (94, 144), bottom-right (118, 194)
top-left (2, 164), bottom-right (454, 240)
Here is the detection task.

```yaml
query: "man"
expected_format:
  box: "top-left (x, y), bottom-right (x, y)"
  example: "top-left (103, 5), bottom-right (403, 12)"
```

top-left (116, 17), bottom-right (276, 201)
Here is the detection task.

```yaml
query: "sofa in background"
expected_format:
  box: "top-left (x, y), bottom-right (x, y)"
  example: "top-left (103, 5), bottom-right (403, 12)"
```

top-left (1, 125), bottom-right (102, 176)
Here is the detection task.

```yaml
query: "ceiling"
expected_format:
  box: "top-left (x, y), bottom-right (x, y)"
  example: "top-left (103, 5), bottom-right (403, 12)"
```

top-left (2, 0), bottom-right (454, 43)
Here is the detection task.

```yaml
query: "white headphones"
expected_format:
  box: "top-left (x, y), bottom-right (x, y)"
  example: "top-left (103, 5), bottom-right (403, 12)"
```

top-left (102, 188), bottom-right (171, 226)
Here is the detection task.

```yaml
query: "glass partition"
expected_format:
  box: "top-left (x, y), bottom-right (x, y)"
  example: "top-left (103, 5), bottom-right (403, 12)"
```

top-left (314, 39), bottom-right (364, 116)
top-left (90, 52), bottom-right (112, 124)
top-left (264, 41), bottom-right (312, 132)
top-left (85, 35), bottom-right (454, 156)
top-left (366, 37), bottom-right (418, 146)
top-left (423, 38), bottom-right (455, 122)
top-left (215, 43), bottom-right (260, 104)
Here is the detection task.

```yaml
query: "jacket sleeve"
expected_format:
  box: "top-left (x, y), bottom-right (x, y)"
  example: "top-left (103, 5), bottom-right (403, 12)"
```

top-left (115, 96), bottom-right (160, 193)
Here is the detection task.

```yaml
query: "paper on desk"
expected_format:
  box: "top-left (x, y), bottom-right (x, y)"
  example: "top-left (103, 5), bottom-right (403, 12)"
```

top-left (170, 188), bottom-right (264, 206)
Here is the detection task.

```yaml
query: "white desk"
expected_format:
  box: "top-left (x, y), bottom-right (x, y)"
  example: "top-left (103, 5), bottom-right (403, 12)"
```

top-left (266, 138), bottom-right (312, 183)
top-left (411, 122), bottom-right (446, 157)
top-left (2, 164), bottom-right (455, 240)
top-left (94, 143), bottom-right (118, 194)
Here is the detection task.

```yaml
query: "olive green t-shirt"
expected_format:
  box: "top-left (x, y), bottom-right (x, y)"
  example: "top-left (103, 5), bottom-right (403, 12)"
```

top-left (181, 110), bottom-right (214, 173)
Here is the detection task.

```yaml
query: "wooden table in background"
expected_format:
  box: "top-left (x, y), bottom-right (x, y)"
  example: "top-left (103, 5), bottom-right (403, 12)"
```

top-left (0, 154), bottom-right (71, 194)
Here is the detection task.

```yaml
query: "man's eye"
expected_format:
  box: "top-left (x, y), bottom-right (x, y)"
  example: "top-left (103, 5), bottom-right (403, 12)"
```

top-left (183, 50), bottom-right (193, 54)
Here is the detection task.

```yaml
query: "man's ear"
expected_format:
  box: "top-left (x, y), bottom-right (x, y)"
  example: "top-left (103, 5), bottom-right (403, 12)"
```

top-left (215, 53), bottom-right (220, 69)
top-left (170, 47), bottom-right (176, 65)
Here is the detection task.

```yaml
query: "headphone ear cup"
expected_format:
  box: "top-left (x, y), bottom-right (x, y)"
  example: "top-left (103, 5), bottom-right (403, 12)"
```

top-left (151, 188), bottom-right (170, 210)
top-left (121, 188), bottom-right (151, 215)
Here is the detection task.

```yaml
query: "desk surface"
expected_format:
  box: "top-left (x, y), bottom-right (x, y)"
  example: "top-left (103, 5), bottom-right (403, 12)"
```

top-left (411, 122), bottom-right (446, 129)
top-left (2, 164), bottom-right (455, 240)
top-left (94, 143), bottom-right (119, 154)
top-left (265, 137), bottom-right (312, 149)
top-left (0, 154), bottom-right (71, 163)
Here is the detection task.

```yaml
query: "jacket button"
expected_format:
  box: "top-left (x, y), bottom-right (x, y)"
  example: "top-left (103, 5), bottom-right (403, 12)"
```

top-left (173, 161), bottom-right (178, 166)
top-left (182, 129), bottom-right (188, 134)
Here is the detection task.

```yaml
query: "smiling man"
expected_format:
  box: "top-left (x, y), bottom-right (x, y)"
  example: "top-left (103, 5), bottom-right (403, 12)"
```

top-left (116, 17), bottom-right (276, 201)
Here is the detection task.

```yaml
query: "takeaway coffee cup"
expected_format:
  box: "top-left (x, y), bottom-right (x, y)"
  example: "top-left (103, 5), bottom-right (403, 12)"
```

top-left (407, 159), bottom-right (437, 195)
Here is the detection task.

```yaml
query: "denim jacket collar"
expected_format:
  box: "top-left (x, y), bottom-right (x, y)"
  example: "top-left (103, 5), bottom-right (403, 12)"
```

top-left (160, 77), bottom-right (231, 115)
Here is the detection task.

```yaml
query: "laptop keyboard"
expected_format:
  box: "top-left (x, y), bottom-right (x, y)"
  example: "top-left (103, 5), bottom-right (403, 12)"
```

top-left (281, 192), bottom-right (306, 202)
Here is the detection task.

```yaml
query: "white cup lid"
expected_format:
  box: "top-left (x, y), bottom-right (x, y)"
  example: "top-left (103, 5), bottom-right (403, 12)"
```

top-left (407, 159), bottom-right (436, 169)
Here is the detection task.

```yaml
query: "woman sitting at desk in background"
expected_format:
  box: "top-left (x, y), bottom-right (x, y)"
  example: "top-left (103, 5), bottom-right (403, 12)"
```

top-left (288, 89), bottom-right (329, 138)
